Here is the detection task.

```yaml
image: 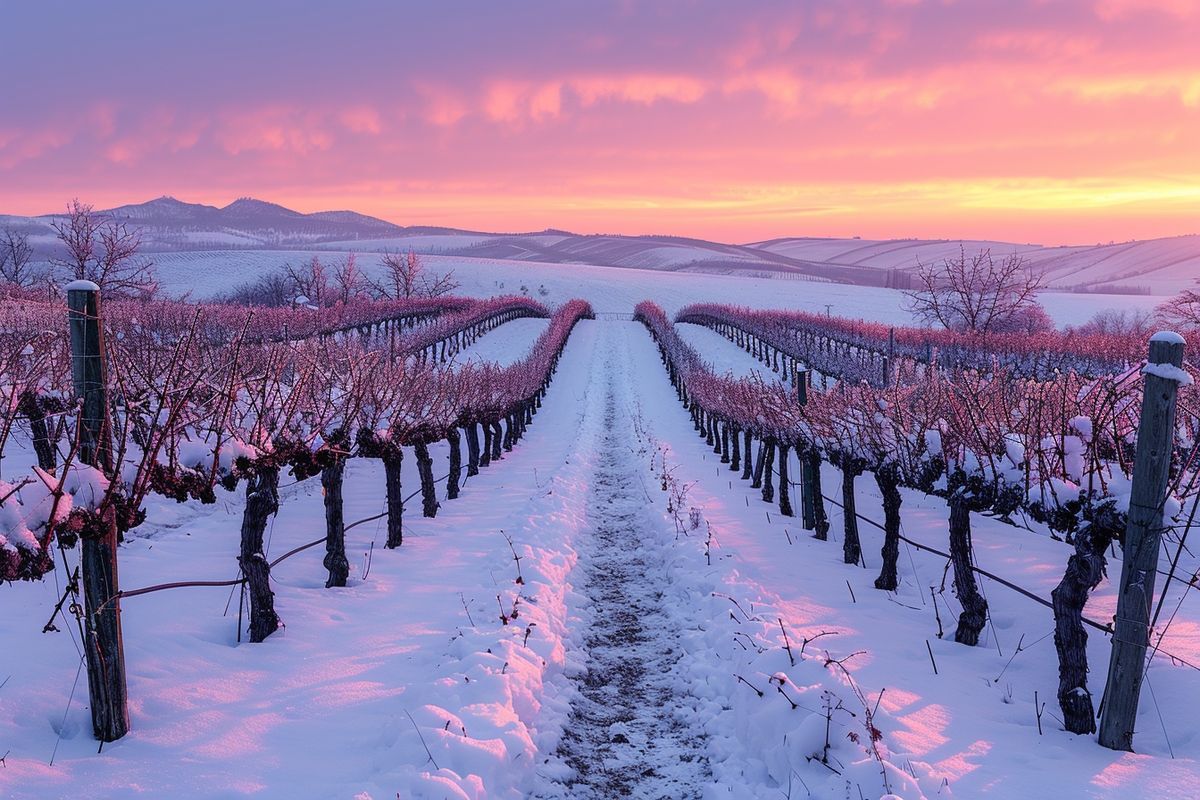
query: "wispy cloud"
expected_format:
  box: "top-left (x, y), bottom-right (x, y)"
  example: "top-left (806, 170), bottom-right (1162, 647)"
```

top-left (0, 1), bottom-right (1196, 243)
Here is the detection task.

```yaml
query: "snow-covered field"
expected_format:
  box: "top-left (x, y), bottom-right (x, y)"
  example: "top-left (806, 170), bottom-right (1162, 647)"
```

top-left (2, 258), bottom-right (1197, 800)
top-left (152, 248), bottom-right (1162, 328)
top-left (10, 196), bottom-right (1198, 295)
top-left (675, 322), bottom-right (782, 381)
top-left (450, 318), bottom-right (550, 368)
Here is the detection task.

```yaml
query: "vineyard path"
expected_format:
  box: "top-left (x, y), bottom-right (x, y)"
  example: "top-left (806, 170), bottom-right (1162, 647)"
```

top-left (530, 322), bottom-right (712, 799)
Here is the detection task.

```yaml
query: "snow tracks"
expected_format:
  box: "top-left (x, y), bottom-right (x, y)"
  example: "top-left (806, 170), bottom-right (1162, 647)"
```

top-left (532, 327), bottom-right (712, 799)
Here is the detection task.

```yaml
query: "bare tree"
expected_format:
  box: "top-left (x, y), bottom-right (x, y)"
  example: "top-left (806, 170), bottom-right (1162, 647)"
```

top-left (1157, 283), bottom-right (1200, 331)
top-left (222, 256), bottom-right (370, 307)
top-left (283, 255), bottom-right (329, 306)
top-left (331, 252), bottom-right (369, 304)
top-left (904, 247), bottom-right (1046, 335)
top-left (422, 267), bottom-right (460, 299)
top-left (220, 268), bottom-right (293, 306)
top-left (50, 199), bottom-right (157, 297)
top-left (0, 228), bottom-right (42, 288)
top-left (988, 302), bottom-right (1055, 335)
top-left (373, 248), bottom-right (458, 299)
top-left (376, 249), bottom-right (420, 299)
top-left (1077, 307), bottom-right (1155, 337)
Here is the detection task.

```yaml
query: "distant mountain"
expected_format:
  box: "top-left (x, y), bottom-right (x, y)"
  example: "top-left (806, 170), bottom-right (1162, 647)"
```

top-left (3, 196), bottom-right (450, 251)
top-left (80, 196), bottom-right (414, 249)
top-left (2, 196), bottom-right (1196, 295)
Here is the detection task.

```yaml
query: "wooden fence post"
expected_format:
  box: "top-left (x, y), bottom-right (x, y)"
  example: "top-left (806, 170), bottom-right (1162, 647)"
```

top-left (796, 369), bottom-right (817, 531)
top-left (1098, 332), bottom-right (1186, 751)
top-left (68, 280), bottom-right (130, 742)
top-left (883, 327), bottom-right (895, 387)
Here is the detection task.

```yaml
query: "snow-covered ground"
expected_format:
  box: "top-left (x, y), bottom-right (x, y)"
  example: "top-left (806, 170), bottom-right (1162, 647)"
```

top-left (450, 318), bottom-right (550, 368)
top-left (674, 322), bottom-right (781, 382)
top-left (4, 315), bottom-right (1199, 799)
top-left (1, 321), bottom-right (605, 800)
top-left (10, 196), bottom-right (1197, 294)
top-left (150, 248), bottom-right (1162, 328)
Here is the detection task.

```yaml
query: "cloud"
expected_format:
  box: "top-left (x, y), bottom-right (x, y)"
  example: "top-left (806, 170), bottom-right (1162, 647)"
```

top-left (1095, 0), bottom-right (1196, 19)
top-left (484, 80), bottom-right (529, 122)
top-left (529, 82), bottom-right (564, 120)
top-left (414, 82), bottom-right (468, 127)
top-left (1052, 72), bottom-right (1200, 107)
top-left (0, 126), bottom-right (70, 169)
top-left (569, 74), bottom-right (707, 106)
top-left (339, 107), bottom-right (382, 135)
top-left (975, 30), bottom-right (1099, 59)
top-left (104, 107), bottom-right (206, 165)
top-left (481, 74), bottom-right (706, 126)
top-left (217, 108), bottom-right (333, 155)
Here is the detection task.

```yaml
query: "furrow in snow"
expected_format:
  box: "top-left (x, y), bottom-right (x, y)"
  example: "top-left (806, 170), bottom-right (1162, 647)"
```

top-left (532, 328), bottom-right (711, 800)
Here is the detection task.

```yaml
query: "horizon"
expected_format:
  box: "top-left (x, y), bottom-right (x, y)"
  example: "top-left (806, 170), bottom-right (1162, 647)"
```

top-left (4, 4), bottom-right (1200, 797)
top-left (3, 2), bottom-right (1198, 245)
top-left (15, 192), bottom-right (1200, 250)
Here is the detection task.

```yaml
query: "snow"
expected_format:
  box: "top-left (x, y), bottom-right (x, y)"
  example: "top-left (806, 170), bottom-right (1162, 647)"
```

top-left (1, 323), bottom-right (607, 799)
top-left (614, 319), bottom-right (1200, 797)
top-left (1151, 331), bottom-right (1186, 345)
top-left (751, 234), bottom-right (1200, 296)
top-left (751, 236), bottom-right (1042, 270)
top-left (674, 322), bottom-right (781, 381)
top-left (451, 317), bottom-right (550, 368)
top-left (63, 279), bottom-right (100, 292)
top-left (2, 260), bottom-right (1197, 798)
top-left (146, 248), bottom-right (1160, 328)
top-left (1142, 363), bottom-right (1195, 386)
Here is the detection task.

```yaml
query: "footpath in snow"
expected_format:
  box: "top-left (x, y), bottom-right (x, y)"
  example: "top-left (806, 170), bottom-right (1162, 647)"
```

top-left (531, 334), bottom-right (712, 799)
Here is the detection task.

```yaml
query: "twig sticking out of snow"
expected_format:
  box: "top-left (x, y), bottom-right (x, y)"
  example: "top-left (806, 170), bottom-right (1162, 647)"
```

top-left (403, 708), bottom-right (440, 771)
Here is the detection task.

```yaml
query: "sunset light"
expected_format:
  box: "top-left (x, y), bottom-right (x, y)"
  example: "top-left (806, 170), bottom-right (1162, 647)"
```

top-left (3, 4), bottom-right (1200, 800)
top-left (3, 1), bottom-right (1198, 242)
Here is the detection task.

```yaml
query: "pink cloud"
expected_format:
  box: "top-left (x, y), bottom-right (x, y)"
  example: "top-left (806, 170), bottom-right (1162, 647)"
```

top-left (529, 82), bottom-right (563, 120)
top-left (0, 126), bottom-right (71, 169)
top-left (976, 30), bottom-right (1100, 58)
top-left (481, 74), bottom-right (705, 126)
top-left (339, 106), bottom-right (382, 135)
top-left (484, 80), bottom-right (529, 122)
top-left (570, 74), bottom-right (707, 106)
top-left (217, 108), bottom-right (333, 155)
top-left (104, 107), bottom-right (205, 165)
top-left (1, 2), bottom-right (1198, 245)
top-left (414, 82), bottom-right (468, 127)
top-left (1095, 0), bottom-right (1196, 19)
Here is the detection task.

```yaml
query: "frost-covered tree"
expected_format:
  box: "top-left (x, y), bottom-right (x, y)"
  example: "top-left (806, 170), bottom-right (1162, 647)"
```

top-left (331, 252), bottom-right (369, 304)
top-left (1077, 307), bottom-right (1154, 337)
top-left (0, 228), bottom-right (44, 289)
top-left (50, 199), bottom-right (157, 297)
top-left (283, 255), bottom-right (329, 306)
top-left (1157, 283), bottom-right (1200, 332)
top-left (905, 247), bottom-right (1046, 335)
top-left (374, 248), bottom-right (458, 299)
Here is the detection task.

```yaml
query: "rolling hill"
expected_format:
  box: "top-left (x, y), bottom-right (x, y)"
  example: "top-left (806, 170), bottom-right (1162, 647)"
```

top-left (1, 197), bottom-right (1195, 295)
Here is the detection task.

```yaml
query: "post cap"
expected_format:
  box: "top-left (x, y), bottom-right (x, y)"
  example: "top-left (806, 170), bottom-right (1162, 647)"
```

top-left (1150, 330), bottom-right (1186, 346)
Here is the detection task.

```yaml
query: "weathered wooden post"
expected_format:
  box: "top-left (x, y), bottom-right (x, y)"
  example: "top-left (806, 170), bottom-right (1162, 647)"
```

top-left (322, 453), bottom-right (349, 588)
top-left (1098, 332), bottom-right (1186, 751)
top-left (883, 327), bottom-right (895, 387)
top-left (68, 280), bottom-right (130, 742)
top-left (797, 369), bottom-right (817, 531)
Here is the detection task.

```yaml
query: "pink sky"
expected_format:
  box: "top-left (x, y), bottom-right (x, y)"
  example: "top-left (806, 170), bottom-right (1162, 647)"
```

top-left (2, 1), bottom-right (1198, 244)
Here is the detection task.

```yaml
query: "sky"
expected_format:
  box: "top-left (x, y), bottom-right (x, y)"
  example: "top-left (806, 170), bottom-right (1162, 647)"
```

top-left (1, 0), bottom-right (1198, 245)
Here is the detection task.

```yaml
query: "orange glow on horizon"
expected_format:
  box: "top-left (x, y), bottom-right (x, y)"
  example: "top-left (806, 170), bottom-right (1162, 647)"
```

top-left (1, 3), bottom-right (1198, 245)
